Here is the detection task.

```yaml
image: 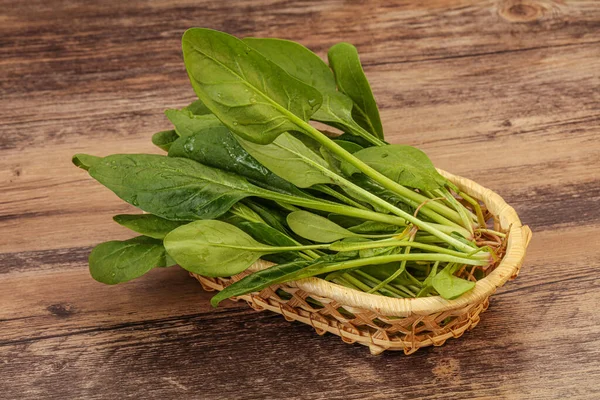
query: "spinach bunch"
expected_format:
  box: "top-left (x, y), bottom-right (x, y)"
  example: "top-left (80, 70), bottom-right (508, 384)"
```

top-left (74, 28), bottom-right (504, 302)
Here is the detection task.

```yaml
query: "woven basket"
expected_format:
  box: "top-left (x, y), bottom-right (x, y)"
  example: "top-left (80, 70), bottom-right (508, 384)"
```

top-left (192, 170), bottom-right (532, 355)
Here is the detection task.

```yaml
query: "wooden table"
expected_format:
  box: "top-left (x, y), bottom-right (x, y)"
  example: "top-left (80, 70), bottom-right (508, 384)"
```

top-left (2, 1), bottom-right (599, 398)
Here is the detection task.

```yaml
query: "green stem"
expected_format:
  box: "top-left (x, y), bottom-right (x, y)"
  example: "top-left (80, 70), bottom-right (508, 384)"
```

top-left (312, 184), bottom-right (370, 210)
top-left (440, 187), bottom-right (475, 235)
top-left (292, 253), bottom-right (489, 282)
top-left (296, 119), bottom-right (465, 224)
top-left (330, 238), bottom-right (490, 260)
top-left (341, 273), bottom-right (373, 292)
top-left (353, 270), bottom-right (407, 298)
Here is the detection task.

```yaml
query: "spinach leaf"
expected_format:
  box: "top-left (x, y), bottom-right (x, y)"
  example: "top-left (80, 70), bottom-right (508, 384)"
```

top-left (168, 124), bottom-right (306, 197)
top-left (183, 99), bottom-right (213, 115)
top-left (151, 130), bottom-right (179, 152)
top-left (328, 43), bottom-right (384, 140)
top-left (72, 154), bottom-right (101, 171)
top-left (287, 210), bottom-right (362, 243)
top-left (348, 221), bottom-right (400, 234)
top-left (243, 200), bottom-right (291, 235)
top-left (86, 154), bottom-right (266, 221)
top-left (342, 145), bottom-right (448, 191)
top-left (113, 214), bottom-right (187, 239)
top-left (333, 140), bottom-right (363, 154)
top-left (89, 236), bottom-right (169, 284)
top-left (164, 220), bottom-right (289, 277)
top-left (182, 28), bottom-right (322, 144)
top-left (210, 259), bottom-right (314, 306)
top-left (236, 132), bottom-right (336, 188)
top-left (243, 38), bottom-right (382, 145)
top-left (165, 109), bottom-right (223, 138)
top-left (431, 264), bottom-right (476, 300)
top-left (222, 215), bottom-right (302, 263)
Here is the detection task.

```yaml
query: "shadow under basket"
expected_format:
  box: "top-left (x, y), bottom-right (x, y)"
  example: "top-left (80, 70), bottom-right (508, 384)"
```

top-left (191, 170), bottom-right (533, 355)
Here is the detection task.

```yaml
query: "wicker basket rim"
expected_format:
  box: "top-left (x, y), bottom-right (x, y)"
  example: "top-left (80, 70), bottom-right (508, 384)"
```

top-left (248, 169), bottom-right (532, 317)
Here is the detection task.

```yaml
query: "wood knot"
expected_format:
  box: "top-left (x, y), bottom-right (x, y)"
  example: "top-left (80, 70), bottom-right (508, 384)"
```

top-left (499, 1), bottom-right (546, 23)
top-left (47, 303), bottom-right (75, 317)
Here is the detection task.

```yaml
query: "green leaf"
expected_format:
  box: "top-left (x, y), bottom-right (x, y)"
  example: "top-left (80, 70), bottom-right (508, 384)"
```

top-left (87, 153), bottom-right (269, 221)
top-left (287, 210), bottom-right (360, 243)
top-left (89, 236), bottom-right (167, 284)
top-left (333, 140), bottom-right (363, 154)
top-left (151, 130), bottom-right (179, 152)
top-left (341, 145), bottom-right (447, 191)
top-left (168, 124), bottom-right (306, 197)
top-left (431, 265), bottom-right (476, 300)
top-left (348, 221), bottom-right (400, 234)
top-left (165, 109), bottom-right (224, 138)
top-left (328, 42), bottom-right (384, 140)
top-left (236, 132), bottom-right (336, 188)
top-left (243, 38), bottom-right (381, 144)
top-left (163, 220), bottom-right (282, 277)
top-left (210, 259), bottom-right (313, 306)
top-left (183, 99), bottom-right (213, 115)
top-left (72, 154), bottom-right (101, 171)
top-left (182, 28), bottom-right (322, 144)
top-left (222, 216), bottom-right (302, 263)
top-left (113, 214), bottom-right (187, 239)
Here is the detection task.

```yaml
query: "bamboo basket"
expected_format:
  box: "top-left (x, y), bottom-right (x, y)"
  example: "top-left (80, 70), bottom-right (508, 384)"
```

top-left (191, 170), bottom-right (532, 355)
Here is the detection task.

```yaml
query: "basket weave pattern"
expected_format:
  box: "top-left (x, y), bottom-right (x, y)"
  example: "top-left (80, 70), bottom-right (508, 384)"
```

top-left (192, 171), bottom-right (532, 355)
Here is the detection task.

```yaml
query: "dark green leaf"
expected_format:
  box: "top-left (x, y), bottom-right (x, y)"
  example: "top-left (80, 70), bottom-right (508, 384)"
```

top-left (168, 124), bottom-right (306, 196)
top-left (328, 42), bottom-right (384, 140)
top-left (182, 28), bottom-right (322, 144)
top-left (210, 260), bottom-right (313, 306)
top-left (89, 236), bottom-right (167, 284)
top-left (87, 153), bottom-right (269, 221)
top-left (113, 214), bottom-right (187, 239)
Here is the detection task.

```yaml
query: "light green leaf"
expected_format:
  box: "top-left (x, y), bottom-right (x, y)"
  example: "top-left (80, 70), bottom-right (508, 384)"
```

top-left (328, 42), bottom-right (384, 139)
top-left (236, 132), bottom-right (336, 188)
top-left (72, 154), bottom-right (101, 171)
top-left (163, 220), bottom-right (280, 277)
top-left (165, 109), bottom-right (223, 138)
top-left (287, 210), bottom-right (360, 243)
top-left (151, 130), bottom-right (179, 152)
top-left (341, 144), bottom-right (447, 191)
top-left (182, 28), bottom-right (322, 144)
top-left (432, 265), bottom-right (476, 300)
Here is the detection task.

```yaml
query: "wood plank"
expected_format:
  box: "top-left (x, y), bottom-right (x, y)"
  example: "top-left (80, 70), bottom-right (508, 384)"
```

top-left (1, 260), bottom-right (598, 399)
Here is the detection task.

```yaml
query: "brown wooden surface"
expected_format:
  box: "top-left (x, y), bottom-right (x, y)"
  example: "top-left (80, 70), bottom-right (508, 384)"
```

top-left (1, 0), bottom-right (599, 398)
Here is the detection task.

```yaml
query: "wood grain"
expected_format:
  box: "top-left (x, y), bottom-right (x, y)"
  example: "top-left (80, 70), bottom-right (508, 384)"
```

top-left (1, 0), bottom-right (599, 398)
